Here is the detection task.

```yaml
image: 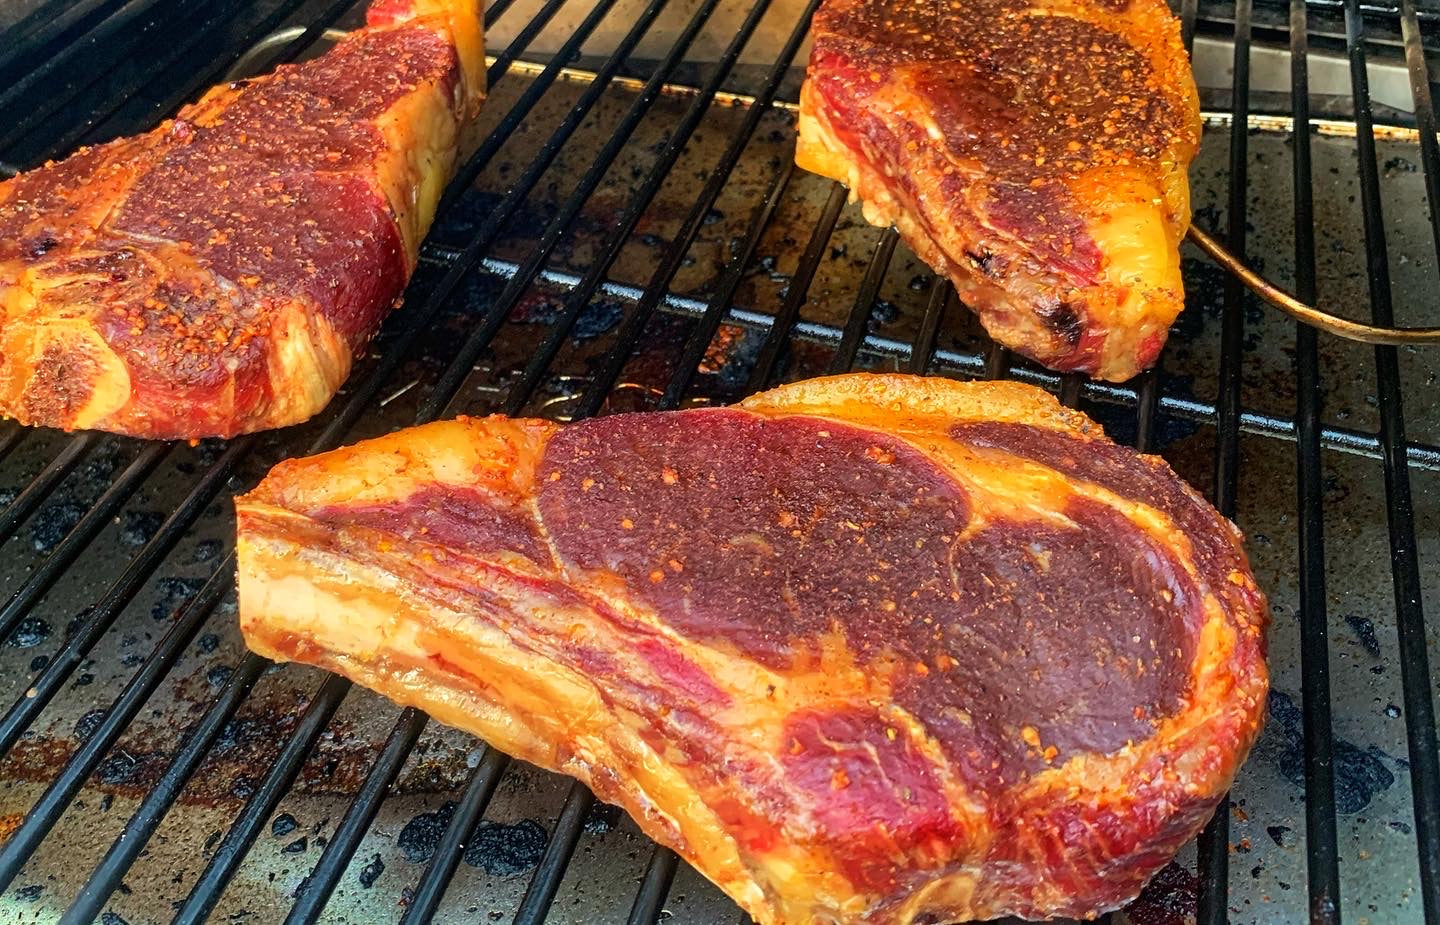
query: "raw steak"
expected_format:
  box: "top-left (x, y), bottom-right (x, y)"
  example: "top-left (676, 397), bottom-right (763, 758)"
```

top-left (236, 373), bottom-right (1268, 923)
top-left (797, 0), bottom-right (1201, 381)
top-left (0, 0), bottom-right (484, 438)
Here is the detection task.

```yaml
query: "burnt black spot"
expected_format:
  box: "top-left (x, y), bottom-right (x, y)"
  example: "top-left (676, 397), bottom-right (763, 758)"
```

top-left (272, 813), bottom-right (298, 837)
top-left (31, 500), bottom-right (83, 552)
top-left (1268, 691), bottom-right (1395, 814)
top-left (6, 618), bottom-right (51, 648)
top-left (196, 633), bottom-right (221, 654)
top-left (14, 884), bottom-right (42, 902)
top-left (573, 300), bottom-right (623, 342)
top-left (28, 655), bottom-right (48, 671)
top-left (120, 510), bottom-right (165, 546)
top-left (24, 234), bottom-right (58, 260)
top-left (358, 853), bottom-right (385, 888)
top-left (96, 751), bottom-right (139, 785)
top-left (1344, 614), bottom-right (1381, 658)
top-left (1124, 861), bottom-right (1196, 925)
top-left (398, 802), bottom-right (455, 863)
top-left (283, 837), bottom-right (308, 854)
top-left (192, 539), bottom-right (222, 562)
top-left (100, 913), bottom-right (129, 925)
top-left (151, 577), bottom-right (205, 621)
top-left (1039, 299), bottom-right (1084, 347)
top-left (75, 709), bottom-right (107, 742)
top-left (462, 820), bottom-right (548, 876)
top-left (965, 248), bottom-right (1001, 278)
top-left (207, 665), bottom-right (233, 687)
top-left (1266, 824), bottom-right (1291, 847)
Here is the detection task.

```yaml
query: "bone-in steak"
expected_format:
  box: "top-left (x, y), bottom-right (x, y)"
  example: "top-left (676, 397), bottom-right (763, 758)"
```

top-left (236, 373), bottom-right (1267, 924)
top-left (797, 0), bottom-right (1201, 381)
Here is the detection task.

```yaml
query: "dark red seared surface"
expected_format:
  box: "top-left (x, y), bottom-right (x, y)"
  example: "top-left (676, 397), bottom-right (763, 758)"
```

top-left (536, 409), bottom-right (1196, 786)
top-left (808, 0), bottom-right (1187, 268)
top-left (0, 20), bottom-right (462, 436)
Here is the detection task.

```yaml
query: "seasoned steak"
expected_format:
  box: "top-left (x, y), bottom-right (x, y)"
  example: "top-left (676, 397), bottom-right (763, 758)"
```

top-left (0, 0), bottom-right (484, 438)
top-left (236, 373), bottom-right (1268, 924)
top-left (797, 0), bottom-right (1201, 381)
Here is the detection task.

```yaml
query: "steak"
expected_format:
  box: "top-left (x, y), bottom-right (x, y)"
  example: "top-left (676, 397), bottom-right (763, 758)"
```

top-left (235, 373), bottom-right (1268, 924)
top-left (0, 0), bottom-right (484, 439)
top-left (797, 0), bottom-right (1201, 381)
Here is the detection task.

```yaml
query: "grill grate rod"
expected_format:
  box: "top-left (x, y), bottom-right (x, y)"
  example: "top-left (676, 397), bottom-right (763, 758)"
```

top-left (440, 246), bottom-right (1440, 470)
top-left (745, 181), bottom-right (850, 393)
top-left (1196, 0), bottom-right (1254, 919)
top-left (399, 747), bottom-right (512, 923)
top-left (283, 707), bottom-right (431, 924)
top-left (0, 433), bottom-right (96, 548)
top-left (909, 280), bottom-right (952, 376)
top-left (627, 846), bottom-right (681, 925)
top-left (0, 0), bottom-right (132, 89)
top-left (0, 437), bottom-right (251, 757)
top-left (0, 564), bottom-right (237, 897)
top-left (0, 0), bottom-right (183, 144)
top-left (1290, 3), bottom-right (1344, 920)
top-left (1343, 2), bottom-right (1440, 920)
top-left (0, 443), bottom-right (169, 644)
top-left (59, 652), bottom-right (269, 925)
top-left (513, 783), bottom-right (596, 924)
top-left (829, 228), bottom-right (900, 376)
top-left (570, 0), bottom-right (816, 420)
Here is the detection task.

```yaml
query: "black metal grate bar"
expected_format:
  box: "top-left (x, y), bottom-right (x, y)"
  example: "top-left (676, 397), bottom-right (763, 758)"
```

top-left (496, 0), bottom-right (789, 417)
top-left (745, 181), bottom-right (849, 393)
top-left (627, 846), bottom-right (681, 925)
top-left (399, 748), bottom-right (511, 924)
top-left (0, 0), bottom-right (1434, 921)
top-left (0, 443), bottom-right (169, 642)
top-left (0, 0), bottom-right (178, 142)
top-left (909, 280), bottom-right (951, 376)
top-left (1197, 0), bottom-right (1253, 919)
top-left (0, 563), bottom-right (236, 895)
top-left (0, 0), bottom-right (248, 157)
top-left (174, 674), bottom-right (355, 923)
top-left (284, 708), bottom-right (430, 924)
top-left (575, 0), bottom-right (817, 417)
top-left (1290, 3), bottom-right (1343, 921)
top-left (513, 782), bottom-right (595, 925)
top-left (32, 0), bottom-right (703, 908)
top-left (0, 0), bottom-right (130, 88)
top-left (1343, 2), bottom-right (1440, 920)
top-left (828, 228), bottom-right (899, 375)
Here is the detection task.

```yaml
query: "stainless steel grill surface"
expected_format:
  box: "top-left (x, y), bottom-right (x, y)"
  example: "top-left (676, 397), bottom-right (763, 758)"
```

top-left (0, 0), bottom-right (1436, 922)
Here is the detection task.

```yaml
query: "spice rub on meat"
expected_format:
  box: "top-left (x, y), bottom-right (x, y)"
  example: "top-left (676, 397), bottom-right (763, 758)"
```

top-left (0, 0), bottom-right (484, 439)
top-left (236, 373), bottom-right (1268, 924)
top-left (797, 0), bottom-right (1201, 381)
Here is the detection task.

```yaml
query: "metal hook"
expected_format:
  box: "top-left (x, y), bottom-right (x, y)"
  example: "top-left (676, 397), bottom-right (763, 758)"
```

top-left (1187, 225), bottom-right (1440, 346)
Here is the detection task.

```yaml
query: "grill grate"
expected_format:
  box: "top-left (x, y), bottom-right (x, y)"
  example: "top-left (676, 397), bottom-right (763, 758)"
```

top-left (0, 0), bottom-right (1436, 922)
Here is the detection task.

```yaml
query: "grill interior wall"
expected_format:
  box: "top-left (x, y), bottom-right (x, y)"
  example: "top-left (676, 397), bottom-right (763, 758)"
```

top-left (0, 0), bottom-right (1436, 922)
